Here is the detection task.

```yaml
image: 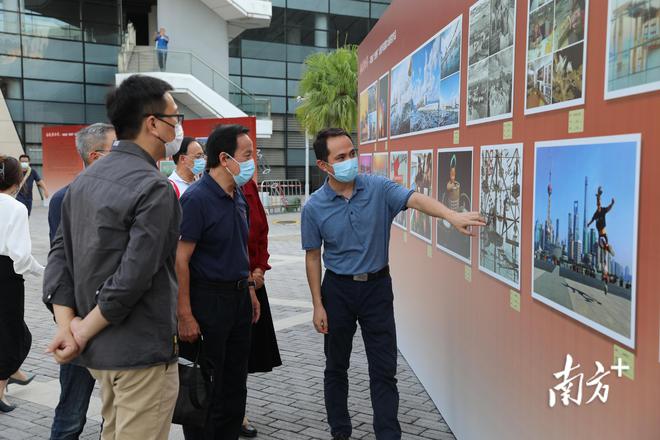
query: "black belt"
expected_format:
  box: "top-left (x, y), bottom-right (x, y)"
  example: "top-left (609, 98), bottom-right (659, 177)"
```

top-left (192, 278), bottom-right (249, 291)
top-left (326, 265), bottom-right (390, 282)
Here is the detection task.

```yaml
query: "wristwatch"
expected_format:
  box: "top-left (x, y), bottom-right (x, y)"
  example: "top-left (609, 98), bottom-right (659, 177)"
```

top-left (248, 280), bottom-right (257, 288)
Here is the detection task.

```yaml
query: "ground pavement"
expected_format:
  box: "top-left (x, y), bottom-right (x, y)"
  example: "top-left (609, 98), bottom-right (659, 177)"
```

top-left (0, 206), bottom-right (455, 440)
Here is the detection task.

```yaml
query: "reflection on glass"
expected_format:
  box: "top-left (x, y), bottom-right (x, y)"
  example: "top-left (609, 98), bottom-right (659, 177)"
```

top-left (0, 54), bottom-right (21, 77)
top-left (22, 14), bottom-right (83, 40)
top-left (22, 36), bottom-right (83, 61)
top-left (23, 58), bottom-right (84, 81)
top-left (24, 79), bottom-right (84, 103)
top-left (24, 100), bottom-right (85, 124)
top-left (0, 10), bottom-right (20, 33)
top-left (0, 33), bottom-right (20, 55)
top-left (84, 23), bottom-right (119, 45)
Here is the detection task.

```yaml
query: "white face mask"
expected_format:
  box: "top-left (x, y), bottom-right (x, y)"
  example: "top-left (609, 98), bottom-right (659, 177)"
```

top-left (164, 123), bottom-right (184, 158)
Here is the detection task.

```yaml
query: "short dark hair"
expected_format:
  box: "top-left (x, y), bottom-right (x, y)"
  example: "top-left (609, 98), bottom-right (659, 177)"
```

top-left (106, 75), bottom-right (173, 140)
top-left (0, 155), bottom-right (22, 190)
top-left (313, 128), bottom-right (352, 162)
top-left (206, 124), bottom-right (249, 169)
top-left (19, 154), bottom-right (30, 161)
top-left (173, 136), bottom-right (197, 164)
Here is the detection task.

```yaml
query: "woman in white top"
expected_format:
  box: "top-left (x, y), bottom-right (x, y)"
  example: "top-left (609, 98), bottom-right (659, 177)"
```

top-left (0, 155), bottom-right (44, 412)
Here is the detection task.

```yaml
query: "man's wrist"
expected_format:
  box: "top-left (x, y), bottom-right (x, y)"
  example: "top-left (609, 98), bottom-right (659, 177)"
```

top-left (177, 308), bottom-right (193, 318)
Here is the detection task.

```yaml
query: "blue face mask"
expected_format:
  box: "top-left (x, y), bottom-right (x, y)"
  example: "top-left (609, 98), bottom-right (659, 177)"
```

top-left (227, 155), bottom-right (255, 186)
top-left (191, 158), bottom-right (206, 175)
top-left (330, 157), bottom-right (358, 183)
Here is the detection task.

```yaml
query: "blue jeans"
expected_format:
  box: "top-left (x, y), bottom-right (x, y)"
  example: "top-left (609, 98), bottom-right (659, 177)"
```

top-left (157, 50), bottom-right (167, 70)
top-left (322, 271), bottom-right (401, 440)
top-left (50, 363), bottom-right (96, 440)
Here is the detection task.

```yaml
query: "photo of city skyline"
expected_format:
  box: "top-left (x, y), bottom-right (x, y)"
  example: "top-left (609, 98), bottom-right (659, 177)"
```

top-left (605, 0), bottom-right (660, 99)
top-left (532, 134), bottom-right (640, 348)
top-left (390, 16), bottom-right (462, 138)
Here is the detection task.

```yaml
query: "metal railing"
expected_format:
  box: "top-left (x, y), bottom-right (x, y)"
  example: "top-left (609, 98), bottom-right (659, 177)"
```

top-left (259, 180), bottom-right (303, 214)
top-left (118, 31), bottom-right (270, 119)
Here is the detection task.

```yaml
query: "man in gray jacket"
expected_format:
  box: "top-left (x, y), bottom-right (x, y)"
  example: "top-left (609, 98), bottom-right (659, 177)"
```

top-left (43, 74), bottom-right (184, 440)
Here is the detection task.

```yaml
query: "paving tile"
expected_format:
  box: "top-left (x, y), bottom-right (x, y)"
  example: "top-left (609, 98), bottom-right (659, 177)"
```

top-left (1, 208), bottom-right (456, 440)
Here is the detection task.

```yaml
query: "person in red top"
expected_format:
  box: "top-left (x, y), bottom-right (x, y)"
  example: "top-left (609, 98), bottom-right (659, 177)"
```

top-left (240, 178), bottom-right (282, 437)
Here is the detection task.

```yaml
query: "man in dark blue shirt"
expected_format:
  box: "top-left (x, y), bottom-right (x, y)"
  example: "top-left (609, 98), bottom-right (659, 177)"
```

top-left (17, 154), bottom-right (49, 216)
top-left (302, 128), bottom-right (485, 440)
top-left (46, 122), bottom-right (114, 440)
top-left (176, 124), bottom-right (260, 439)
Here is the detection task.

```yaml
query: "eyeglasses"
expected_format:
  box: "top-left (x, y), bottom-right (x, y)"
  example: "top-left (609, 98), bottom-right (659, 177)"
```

top-left (145, 113), bottom-right (185, 126)
top-left (187, 153), bottom-right (206, 160)
top-left (154, 113), bottom-right (184, 124)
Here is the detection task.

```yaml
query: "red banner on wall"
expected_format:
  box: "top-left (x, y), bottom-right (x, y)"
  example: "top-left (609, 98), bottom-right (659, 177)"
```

top-left (41, 116), bottom-right (257, 194)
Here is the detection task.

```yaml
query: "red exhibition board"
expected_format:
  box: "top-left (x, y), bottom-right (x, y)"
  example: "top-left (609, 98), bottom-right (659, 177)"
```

top-left (41, 116), bottom-right (257, 194)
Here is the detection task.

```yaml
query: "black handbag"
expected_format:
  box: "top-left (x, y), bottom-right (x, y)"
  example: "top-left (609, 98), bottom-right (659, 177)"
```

top-left (172, 336), bottom-right (214, 428)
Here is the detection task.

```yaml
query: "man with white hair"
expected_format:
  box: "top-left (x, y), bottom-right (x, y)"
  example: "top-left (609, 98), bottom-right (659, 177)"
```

top-left (47, 122), bottom-right (115, 440)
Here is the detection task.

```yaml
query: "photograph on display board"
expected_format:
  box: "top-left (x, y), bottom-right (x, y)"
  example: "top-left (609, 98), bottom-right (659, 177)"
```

top-left (410, 150), bottom-right (433, 243)
top-left (467, 0), bottom-right (516, 125)
top-left (532, 135), bottom-right (640, 348)
top-left (436, 147), bottom-right (473, 264)
top-left (390, 54), bottom-right (413, 137)
top-left (525, 0), bottom-right (589, 114)
top-left (479, 143), bottom-right (523, 289)
top-left (359, 81), bottom-right (378, 144)
top-left (378, 72), bottom-right (390, 140)
top-left (390, 151), bottom-right (409, 230)
top-left (372, 152), bottom-right (389, 178)
top-left (605, 0), bottom-right (660, 100)
top-left (359, 153), bottom-right (373, 175)
top-left (390, 16), bottom-right (462, 138)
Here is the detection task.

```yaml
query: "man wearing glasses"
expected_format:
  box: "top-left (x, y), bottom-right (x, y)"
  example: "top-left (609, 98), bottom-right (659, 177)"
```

top-left (44, 75), bottom-right (184, 440)
top-left (169, 137), bottom-right (206, 198)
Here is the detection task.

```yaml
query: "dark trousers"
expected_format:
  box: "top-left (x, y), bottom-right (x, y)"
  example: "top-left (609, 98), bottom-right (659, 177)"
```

top-left (183, 284), bottom-right (252, 440)
top-left (50, 363), bottom-right (96, 440)
top-left (322, 272), bottom-right (401, 440)
top-left (16, 196), bottom-right (32, 217)
top-left (157, 50), bottom-right (167, 70)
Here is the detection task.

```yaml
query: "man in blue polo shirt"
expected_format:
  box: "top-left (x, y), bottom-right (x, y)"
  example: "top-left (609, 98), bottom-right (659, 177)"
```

top-left (301, 128), bottom-right (485, 440)
top-left (176, 124), bottom-right (260, 439)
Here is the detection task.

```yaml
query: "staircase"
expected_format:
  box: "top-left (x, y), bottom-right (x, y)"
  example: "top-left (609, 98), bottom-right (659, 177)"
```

top-left (117, 24), bottom-right (272, 137)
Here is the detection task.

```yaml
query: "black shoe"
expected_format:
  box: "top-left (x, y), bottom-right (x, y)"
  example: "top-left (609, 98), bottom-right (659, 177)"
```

top-left (6, 374), bottom-right (35, 391)
top-left (240, 423), bottom-right (258, 438)
top-left (332, 435), bottom-right (350, 440)
top-left (0, 399), bottom-right (15, 413)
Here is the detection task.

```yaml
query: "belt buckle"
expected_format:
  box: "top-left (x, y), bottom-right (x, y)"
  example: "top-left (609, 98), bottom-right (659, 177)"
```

top-left (236, 279), bottom-right (248, 290)
top-left (353, 273), bottom-right (369, 282)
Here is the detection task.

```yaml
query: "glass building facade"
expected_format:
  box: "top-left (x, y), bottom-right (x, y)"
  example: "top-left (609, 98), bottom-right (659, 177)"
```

top-left (229, 0), bottom-right (390, 187)
top-left (0, 0), bottom-right (122, 173)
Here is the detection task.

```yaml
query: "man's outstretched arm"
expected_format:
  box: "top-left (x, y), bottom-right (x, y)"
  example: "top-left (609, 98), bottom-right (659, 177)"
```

top-left (407, 192), bottom-right (486, 236)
